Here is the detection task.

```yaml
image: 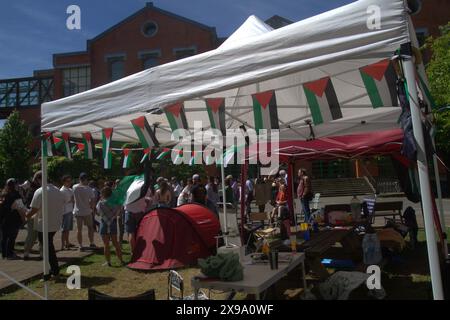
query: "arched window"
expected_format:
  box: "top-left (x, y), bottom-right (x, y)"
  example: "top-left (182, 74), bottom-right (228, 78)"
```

top-left (109, 59), bottom-right (125, 82)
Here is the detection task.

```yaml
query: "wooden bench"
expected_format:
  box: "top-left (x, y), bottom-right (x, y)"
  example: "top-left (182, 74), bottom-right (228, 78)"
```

top-left (373, 201), bottom-right (403, 223)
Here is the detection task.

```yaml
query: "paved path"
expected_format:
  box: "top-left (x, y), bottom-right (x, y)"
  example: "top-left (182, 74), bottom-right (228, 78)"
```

top-left (0, 227), bottom-right (105, 292)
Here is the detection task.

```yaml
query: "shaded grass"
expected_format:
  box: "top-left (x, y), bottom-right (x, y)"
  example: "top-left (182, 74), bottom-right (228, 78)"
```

top-left (0, 244), bottom-right (231, 300)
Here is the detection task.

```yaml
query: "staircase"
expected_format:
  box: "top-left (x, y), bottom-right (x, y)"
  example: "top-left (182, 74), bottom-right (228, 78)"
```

top-left (311, 177), bottom-right (375, 197)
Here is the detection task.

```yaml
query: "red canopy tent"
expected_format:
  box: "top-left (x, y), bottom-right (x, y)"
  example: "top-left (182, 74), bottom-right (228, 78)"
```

top-left (239, 128), bottom-right (409, 238)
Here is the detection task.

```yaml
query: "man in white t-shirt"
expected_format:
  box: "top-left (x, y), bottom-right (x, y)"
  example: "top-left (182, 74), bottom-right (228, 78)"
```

top-left (26, 179), bottom-right (65, 278)
top-left (73, 173), bottom-right (96, 249)
top-left (60, 175), bottom-right (75, 251)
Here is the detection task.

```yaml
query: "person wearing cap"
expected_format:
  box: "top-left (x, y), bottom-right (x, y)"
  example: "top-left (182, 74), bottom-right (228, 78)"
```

top-left (26, 177), bottom-right (65, 277)
top-left (0, 179), bottom-right (23, 260)
top-left (190, 174), bottom-right (207, 205)
top-left (73, 173), bottom-right (96, 250)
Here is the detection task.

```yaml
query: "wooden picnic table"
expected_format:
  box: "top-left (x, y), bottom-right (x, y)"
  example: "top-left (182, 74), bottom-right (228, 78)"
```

top-left (297, 227), bottom-right (362, 280)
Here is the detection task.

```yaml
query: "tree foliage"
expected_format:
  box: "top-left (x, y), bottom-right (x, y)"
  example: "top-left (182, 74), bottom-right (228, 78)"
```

top-left (0, 111), bottom-right (32, 183)
top-left (426, 22), bottom-right (450, 108)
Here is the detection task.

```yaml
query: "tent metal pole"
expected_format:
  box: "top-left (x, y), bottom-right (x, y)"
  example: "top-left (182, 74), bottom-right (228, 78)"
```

top-left (40, 139), bottom-right (50, 300)
top-left (220, 159), bottom-right (228, 246)
top-left (432, 136), bottom-right (446, 232)
top-left (401, 46), bottom-right (444, 300)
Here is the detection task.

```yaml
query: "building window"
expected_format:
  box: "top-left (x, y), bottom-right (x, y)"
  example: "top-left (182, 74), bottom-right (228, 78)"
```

top-left (415, 27), bottom-right (429, 47)
top-left (0, 119), bottom-right (6, 129)
top-left (139, 50), bottom-right (161, 70)
top-left (141, 21), bottom-right (158, 38)
top-left (174, 47), bottom-right (197, 60)
top-left (108, 57), bottom-right (125, 82)
top-left (63, 66), bottom-right (91, 97)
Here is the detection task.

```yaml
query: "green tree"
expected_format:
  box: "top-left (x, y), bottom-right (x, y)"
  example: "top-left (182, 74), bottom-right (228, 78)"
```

top-left (0, 111), bottom-right (32, 182)
top-left (426, 22), bottom-right (450, 107)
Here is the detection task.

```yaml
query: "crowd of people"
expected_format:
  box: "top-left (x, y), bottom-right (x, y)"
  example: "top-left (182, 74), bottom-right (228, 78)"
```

top-left (0, 167), bottom-right (313, 275)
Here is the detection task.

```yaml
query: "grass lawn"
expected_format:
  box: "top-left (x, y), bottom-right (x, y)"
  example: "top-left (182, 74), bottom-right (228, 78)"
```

top-left (0, 244), bottom-right (232, 300)
top-left (1, 229), bottom-right (447, 300)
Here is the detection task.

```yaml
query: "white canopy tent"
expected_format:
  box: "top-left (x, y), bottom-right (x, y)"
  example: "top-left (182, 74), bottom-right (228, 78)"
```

top-left (42, 0), bottom-right (410, 142)
top-left (39, 0), bottom-right (445, 299)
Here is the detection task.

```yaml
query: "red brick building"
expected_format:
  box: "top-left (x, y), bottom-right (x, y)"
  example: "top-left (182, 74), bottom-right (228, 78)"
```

top-left (52, 2), bottom-right (219, 100)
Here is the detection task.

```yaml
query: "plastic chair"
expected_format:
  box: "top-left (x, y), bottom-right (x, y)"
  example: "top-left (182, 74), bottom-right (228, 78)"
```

top-left (168, 270), bottom-right (209, 300)
top-left (88, 288), bottom-right (155, 300)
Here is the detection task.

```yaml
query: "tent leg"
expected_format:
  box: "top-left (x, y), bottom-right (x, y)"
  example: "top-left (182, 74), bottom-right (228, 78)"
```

top-left (220, 161), bottom-right (228, 246)
top-left (239, 161), bottom-right (247, 245)
top-left (432, 137), bottom-right (446, 232)
top-left (401, 45), bottom-right (444, 300)
top-left (432, 147), bottom-right (448, 258)
top-left (40, 139), bottom-right (50, 300)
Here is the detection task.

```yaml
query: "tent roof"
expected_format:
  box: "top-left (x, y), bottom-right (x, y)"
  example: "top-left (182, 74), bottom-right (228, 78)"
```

top-left (247, 128), bottom-right (404, 162)
top-left (42, 0), bottom-right (412, 144)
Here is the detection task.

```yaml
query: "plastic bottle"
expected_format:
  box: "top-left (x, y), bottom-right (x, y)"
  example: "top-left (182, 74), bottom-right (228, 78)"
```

top-left (362, 232), bottom-right (382, 265)
top-left (262, 238), bottom-right (270, 257)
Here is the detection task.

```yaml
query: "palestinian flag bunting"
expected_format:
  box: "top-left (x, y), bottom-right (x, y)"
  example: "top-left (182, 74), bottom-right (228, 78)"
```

top-left (303, 77), bottom-right (343, 125)
top-left (252, 90), bottom-right (279, 132)
top-left (165, 102), bottom-right (188, 132)
top-left (206, 98), bottom-right (226, 135)
top-left (140, 148), bottom-right (151, 163)
top-left (131, 116), bottom-right (159, 149)
top-left (360, 59), bottom-right (398, 108)
top-left (82, 132), bottom-right (94, 160)
top-left (156, 148), bottom-right (171, 160)
top-left (122, 149), bottom-right (132, 169)
top-left (42, 132), bottom-right (55, 157)
top-left (61, 133), bottom-right (72, 159)
top-left (102, 128), bottom-right (113, 169)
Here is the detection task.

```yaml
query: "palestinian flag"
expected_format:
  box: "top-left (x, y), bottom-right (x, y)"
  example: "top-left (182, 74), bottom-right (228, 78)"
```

top-left (171, 147), bottom-right (184, 165)
top-left (61, 133), bottom-right (72, 159)
top-left (223, 144), bottom-right (245, 167)
top-left (252, 90), bottom-right (279, 132)
top-left (189, 151), bottom-right (203, 166)
top-left (42, 132), bottom-right (55, 157)
top-left (122, 149), bottom-right (132, 169)
top-left (140, 148), bottom-right (151, 163)
top-left (156, 148), bottom-right (171, 160)
top-left (303, 77), bottom-right (343, 125)
top-left (82, 132), bottom-right (94, 160)
top-left (165, 102), bottom-right (188, 132)
top-left (53, 136), bottom-right (63, 149)
top-left (72, 143), bottom-right (84, 154)
top-left (131, 116), bottom-right (159, 149)
top-left (206, 98), bottom-right (226, 135)
top-left (102, 128), bottom-right (113, 169)
top-left (360, 59), bottom-right (398, 108)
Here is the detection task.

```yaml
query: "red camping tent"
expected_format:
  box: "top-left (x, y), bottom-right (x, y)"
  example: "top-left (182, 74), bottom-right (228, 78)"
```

top-left (128, 204), bottom-right (220, 271)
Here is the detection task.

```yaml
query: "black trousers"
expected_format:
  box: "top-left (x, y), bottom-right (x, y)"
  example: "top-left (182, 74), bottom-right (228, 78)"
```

top-left (1, 224), bottom-right (19, 258)
top-left (38, 232), bottom-right (59, 276)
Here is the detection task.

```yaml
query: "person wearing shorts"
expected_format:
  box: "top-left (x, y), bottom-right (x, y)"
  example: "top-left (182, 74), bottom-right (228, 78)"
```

top-left (124, 186), bottom-right (152, 253)
top-left (73, 173), bottom-right (96, 250)
top-left (96, 187), bottom-right (123, 266)
top-left (60, 175), bottom-right (75, 250)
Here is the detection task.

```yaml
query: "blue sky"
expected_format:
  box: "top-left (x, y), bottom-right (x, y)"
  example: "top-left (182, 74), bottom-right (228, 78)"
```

top-left (0, 0), bottom-right (353, 79)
